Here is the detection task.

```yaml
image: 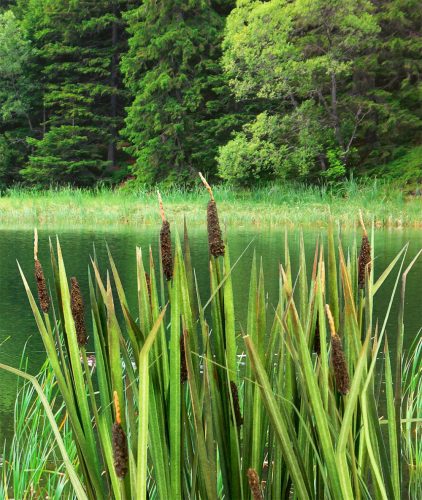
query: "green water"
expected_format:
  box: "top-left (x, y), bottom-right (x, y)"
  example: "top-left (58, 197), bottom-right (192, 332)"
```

top-left (0, 226), bottom-right (421, 446)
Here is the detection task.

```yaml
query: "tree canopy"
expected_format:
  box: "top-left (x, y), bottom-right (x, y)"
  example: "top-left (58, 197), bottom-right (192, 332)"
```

top-left (0, 0), bottom-right (420, 187)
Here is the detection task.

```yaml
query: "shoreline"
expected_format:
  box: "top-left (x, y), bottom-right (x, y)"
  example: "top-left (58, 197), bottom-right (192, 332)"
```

top-left (0, 186), bottom-right (420, 229)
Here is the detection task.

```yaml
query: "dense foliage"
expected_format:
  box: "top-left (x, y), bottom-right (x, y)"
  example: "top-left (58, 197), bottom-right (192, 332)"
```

top-left (0, 0), bottom-right (420, 186)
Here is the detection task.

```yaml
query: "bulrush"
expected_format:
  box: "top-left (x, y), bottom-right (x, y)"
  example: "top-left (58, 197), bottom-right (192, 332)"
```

top-left (199, 172), bottom-right (225, 258)
top-left (34, 229), bottom-right (50, 313)
top-left (158, 191), bottom-right (173, 281)
top-left (358, 210), bottom-right (371, 289)
top-left (180, 331), bottom-right (188, 383)
top-left (230, 381), bottom-right (243, 427)
top-left (70, 277), bottom-right (87, 347)
top-left (326, 304), bottom-right (350, 395)
top-left (313, 312), bottom-right (321, 356)
top-left (112, 391), bottom-right (128, 479)
top-left (247, 468), bottom-right (263, 500)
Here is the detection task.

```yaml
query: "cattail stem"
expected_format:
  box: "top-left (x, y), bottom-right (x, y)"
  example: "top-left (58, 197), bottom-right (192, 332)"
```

top-left (113, 390), bottom-right (121, 425)
top-left (34, 228), bottom-right (38, 261)
top-left (198, 171), bottom-right (214, 201)
top-left (358, 209), bottom-right (367, 236)
top-left (157, 190), bottom-right (166, 222)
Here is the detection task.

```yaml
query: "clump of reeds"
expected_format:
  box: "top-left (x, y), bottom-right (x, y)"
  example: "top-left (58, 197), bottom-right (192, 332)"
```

top-left (158, 191), bottom-right (173, 280)
top-left (112, 392), bottom-right (128, 479)
top-left (70, 277), bottom-right (87, 347)
top-left (358, 210), bottom-right (371, 288)
top-left (230, 381), bottom-right (243, 427)
top-left (199, 172), bottom-right (225, 258)
top-left (247, 468), bottom-right (263, 500)
top-left (34, 229), bottom-right (50, 313)
top-left (326, 304), bottom-right (350, 395)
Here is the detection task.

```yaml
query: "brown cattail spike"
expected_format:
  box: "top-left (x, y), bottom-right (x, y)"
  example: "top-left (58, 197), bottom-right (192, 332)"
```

top-left (112, 391), bottom-right (128, 478)
top-left (230, 381), bottom-right (243, 427)
top-left (358, 234), bottom-right (371, 289)
top-left (180, 331), bottom-right (188, 383)
top-left (70, 277), bottom-right (87, 347)
top-left (145, 271), bottom-right (151, 299)
top-left (112, 423), bottom-right (128, 479)
top-left (35, 259), bottom-right (50, 313)
top-left (160, 220), bottom-right (173, 280)
top-left (326, 305), bottom-right (350, 395)
top-left (313, 312), bottom-right (321, 356)
top-left (207, 200), bottom-right (225, 258)
top-left (247, 468), bottom-right (263, 500)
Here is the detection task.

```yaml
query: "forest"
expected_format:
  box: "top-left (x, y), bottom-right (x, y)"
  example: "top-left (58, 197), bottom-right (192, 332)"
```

top-left (0, 0), bottom-right (421, 188)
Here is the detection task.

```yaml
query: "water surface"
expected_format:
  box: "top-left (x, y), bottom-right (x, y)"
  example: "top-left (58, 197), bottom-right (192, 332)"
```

top-left (0, 226), bottom-right (421, 445)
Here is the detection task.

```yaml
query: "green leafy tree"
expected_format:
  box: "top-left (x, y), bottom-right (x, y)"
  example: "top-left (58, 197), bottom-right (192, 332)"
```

top-left (121, 0), bottom-right (244, 185)
top-left (19, 0), bottom-right (130, 186)
top-left (220, 0), bottom-right (380, 181)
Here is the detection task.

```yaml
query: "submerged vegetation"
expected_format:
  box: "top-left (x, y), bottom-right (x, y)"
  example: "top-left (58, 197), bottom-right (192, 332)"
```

top-left (0, 179), bottom-right (420, 228)
top-left (0, 178), bottom-right (420, 498)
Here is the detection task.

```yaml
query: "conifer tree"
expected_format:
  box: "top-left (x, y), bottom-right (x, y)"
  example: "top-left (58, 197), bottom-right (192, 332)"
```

top-left (121, 0), bottom-right (243, 184)
top-left (19, 0), bottom-right (129, 186)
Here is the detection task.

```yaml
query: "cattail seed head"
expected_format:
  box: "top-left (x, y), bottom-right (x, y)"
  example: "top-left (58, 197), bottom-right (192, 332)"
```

top-left (160, 220), bottom-right (173, 281)
top-left (207, 200), bottom-right (225, 258)
top-left (358, 234), bottom-right (371, 289)
top-left (247, 468), bottom-right (263, 500)
top-left (145, 271), bottom-right (151, 299)
top-left (313, 312), bottom-right (321, 356)
top-left (180, 331), bottom-right (188, 384)
top-left (112, 391), bottom-right (128, 478)
top-left (230, 381), bottom-right (243, 427)
top-left (70, 277), bottom-right (87, 347)
top-left (112, 422), bottom-right (128, 479)
top-left (331, 333), bottom-right (350, 395)
top-left (34, 259), bottom-right (50, 313)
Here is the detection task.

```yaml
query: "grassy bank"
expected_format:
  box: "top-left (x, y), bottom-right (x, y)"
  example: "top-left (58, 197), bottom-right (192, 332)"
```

top-left (0, 180), bottom-right (421, 228)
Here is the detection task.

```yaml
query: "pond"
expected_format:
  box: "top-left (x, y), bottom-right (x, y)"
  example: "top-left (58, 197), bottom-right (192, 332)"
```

top-left (0, 225), bottom-right (421, 446)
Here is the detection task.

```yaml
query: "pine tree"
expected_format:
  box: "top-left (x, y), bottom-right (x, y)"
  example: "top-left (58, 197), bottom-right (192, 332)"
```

top-left (19, 0), bottom-right (129, 186)
top-left (121, 0), bottom-right (243, 185)
top-left (0, 9), bottom-right (36, 185)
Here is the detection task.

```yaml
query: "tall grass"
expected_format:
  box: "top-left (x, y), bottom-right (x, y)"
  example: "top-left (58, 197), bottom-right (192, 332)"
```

top-left (0, 360), bottom-right (77, 499)
top-left (1, 192), bottom-right (421, 499)
top-left (0, 179), bottom-right (420, 227)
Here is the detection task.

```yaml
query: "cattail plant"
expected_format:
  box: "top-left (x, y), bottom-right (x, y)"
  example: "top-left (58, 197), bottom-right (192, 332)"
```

top-left (70, 277), bottom-right (87, 347)
top-left (158, 190), bottom-right (173, 280)
top-left (326, 304), bottom-right (350, 395)
top-left (12, 215), bottom-right (419, 500)
top-left (247, 468), bottom-right (263, 500)
top-left (34, 229), bottom-right (50, 313)
top-left (358, 210), bottom-right (371, 288)
top-left (112, 391), bottom-right (128, 479)
top-left (199, 172), bottom-right (225, 258)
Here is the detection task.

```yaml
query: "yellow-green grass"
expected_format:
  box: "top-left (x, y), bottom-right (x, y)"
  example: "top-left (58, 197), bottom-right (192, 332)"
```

top-left (0, 181), bottom-right (420, 228)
